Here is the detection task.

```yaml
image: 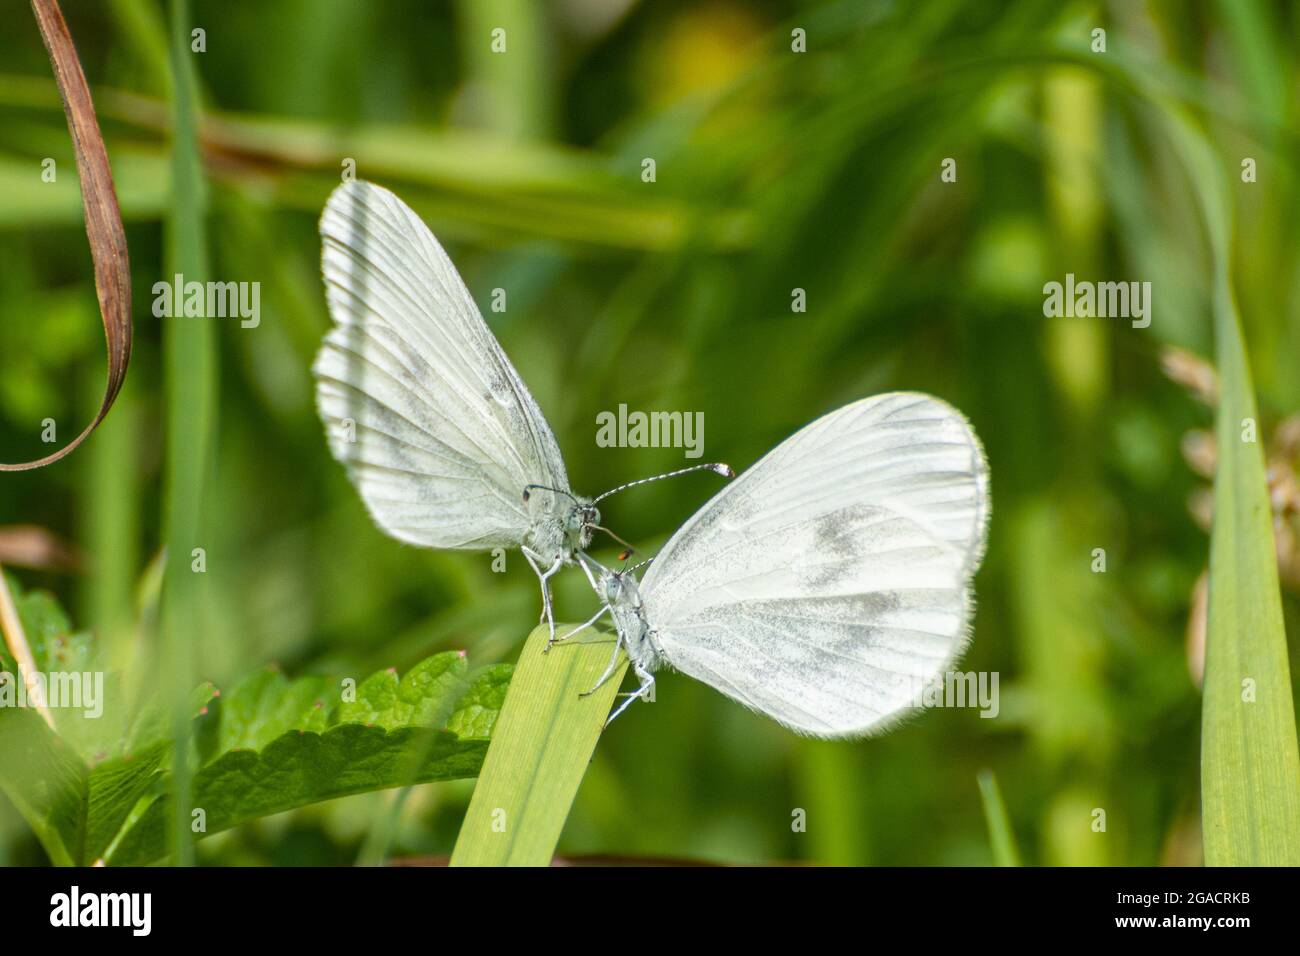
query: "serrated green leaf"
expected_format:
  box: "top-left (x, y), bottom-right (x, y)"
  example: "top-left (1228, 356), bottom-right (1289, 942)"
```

top-left (3, 576), bottom-right (184, 765)
top-left (127, 681), bottom-right (219, 758)
top-left (14, 585), bottom-right (76, 657)
top-left (214, 667), bottom-right (331, 754)
top-left (104, 652), bottom-right (507, 865)
top-left (339, 668), bottom-right (401, 727)
top-left (107, 724), bottom-right (488, 866)
top-left (4, 576), bottom-right (109, 756)
top-left (337, 652), bottom-right (469, 730)
top-left (446, 664), bottom-right (512, 739)
top-left (2, 570), bottom-right (507, 864)
top-left (0, 577), bottom-right (205, 865)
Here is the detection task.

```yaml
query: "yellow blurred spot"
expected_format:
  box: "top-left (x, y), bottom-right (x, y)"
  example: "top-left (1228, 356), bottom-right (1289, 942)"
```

top-left (644, 5), bottom-right (765, 105)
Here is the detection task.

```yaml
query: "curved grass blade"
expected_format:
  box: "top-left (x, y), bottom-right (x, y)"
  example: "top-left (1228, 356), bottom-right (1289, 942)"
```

top-left (951, 37), bottom-right (1300, 868)
top-left (1200, 270), bottom-right (1300, 864)
top-left (1136, 69), bottom-right (1300, 867)
top-left (450, 624), bottom-right (627, 867)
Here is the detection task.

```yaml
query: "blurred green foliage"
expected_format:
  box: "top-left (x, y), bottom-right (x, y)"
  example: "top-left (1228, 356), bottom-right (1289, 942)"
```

top-left (2, 0), bottom-right (1299, 865)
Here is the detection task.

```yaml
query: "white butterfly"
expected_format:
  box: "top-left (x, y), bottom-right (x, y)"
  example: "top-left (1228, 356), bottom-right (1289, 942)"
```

top-left (566, 392), bottom-right (990, 737)
top-left (312, 180), bottom-right (730, 637)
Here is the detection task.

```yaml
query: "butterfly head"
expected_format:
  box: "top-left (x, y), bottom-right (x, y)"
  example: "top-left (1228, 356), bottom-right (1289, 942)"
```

top-left (522, 484), bottom-right (641, 559)
top-left (522, 484), bottom-right (600, 555)
top-left (598, 558), bottom-right (653, 608)
top-left (568, 500), bottom-right (601, 551)
top-left (600, 568), bottom-right (630, 606)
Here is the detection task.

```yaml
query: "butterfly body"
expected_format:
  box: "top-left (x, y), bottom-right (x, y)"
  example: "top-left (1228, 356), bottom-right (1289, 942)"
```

top-left (600, 570), bottom-right (661, 670)
top-left (582, 567), bottom-right (660, 722)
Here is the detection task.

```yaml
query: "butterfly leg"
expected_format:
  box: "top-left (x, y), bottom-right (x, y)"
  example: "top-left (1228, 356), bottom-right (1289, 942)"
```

top-left (521, 548), bottom-right (548, 626)
top-left (522, 547), bottom-right (564, 643)
top-left (545, 603), bottom-right (610, 653)
top-left (580, 638), bottom-right (625, 698)
top-left (548, 552), bottom-right (618, 652)
top-left (539, 555), bottom-right (564, 640)
top-left (605, 666), bottom-right (655, 727)
top-left (575, 551), bottom-right (605, 593)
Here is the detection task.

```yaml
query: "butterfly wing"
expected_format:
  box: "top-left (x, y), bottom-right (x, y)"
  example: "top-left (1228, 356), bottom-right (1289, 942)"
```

top-left (314, 180), bottom-right (569, 550)
top-left (640, 393), bottom-right (990, 738)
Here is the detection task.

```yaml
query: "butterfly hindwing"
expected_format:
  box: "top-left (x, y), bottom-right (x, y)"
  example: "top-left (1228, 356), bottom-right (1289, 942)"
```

top-left (640, 393), bottom-right (989, 737)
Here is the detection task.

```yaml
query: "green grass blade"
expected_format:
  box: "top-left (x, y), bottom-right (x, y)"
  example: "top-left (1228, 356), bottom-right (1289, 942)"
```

top-left (977, 770), bottom-right (1021, 867)
top-left (1046, 42), bottom-right (1300, 865)
top-left (1145, 84), bottom-right (1300, 866)
top-left (450, 625), bottom-right (626, 866)
top-left (159, 0), bottom-right (215, 867)
top-left (1201, 268), bottom-right (1300, 864)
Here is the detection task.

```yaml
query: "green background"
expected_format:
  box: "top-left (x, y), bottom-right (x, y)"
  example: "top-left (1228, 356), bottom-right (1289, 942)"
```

top-left (2, 0), bottom-right (1298, 865)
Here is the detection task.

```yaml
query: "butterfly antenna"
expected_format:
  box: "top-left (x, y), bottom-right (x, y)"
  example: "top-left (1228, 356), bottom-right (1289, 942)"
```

top-left (591, 462), bottom-right (734, 505)
top-left (623, 555), bottom-right (654, 575)
top-left (522, 483), bottom-right (579, 504)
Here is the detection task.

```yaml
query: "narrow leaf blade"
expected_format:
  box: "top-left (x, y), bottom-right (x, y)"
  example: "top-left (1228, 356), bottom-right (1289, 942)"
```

top-left (1201, 276), bottom-right (1300, 864)
top-left (977, 770), bottom-right (1021, 867)
top-left (451, 625), bottom-right (626, 867)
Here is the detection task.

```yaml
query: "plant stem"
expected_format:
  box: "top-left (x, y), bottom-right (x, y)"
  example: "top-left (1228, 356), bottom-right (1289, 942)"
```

top-left (0, 565), bottom-right (54, 728)
top-left (977, 770), bottom-right (1021, 866)
top-left (160, 0), bottom-right (215, 867)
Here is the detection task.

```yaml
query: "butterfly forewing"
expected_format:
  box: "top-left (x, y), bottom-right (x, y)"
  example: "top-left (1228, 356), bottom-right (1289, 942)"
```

top-left (314, 180), bottom-right (569, 550)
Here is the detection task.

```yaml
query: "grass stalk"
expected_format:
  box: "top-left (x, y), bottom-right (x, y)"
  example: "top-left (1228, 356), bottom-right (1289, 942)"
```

top-left (977, 770), bottom-right (1021, 866)
top-left (159, 0), bottom-right (216, 866)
